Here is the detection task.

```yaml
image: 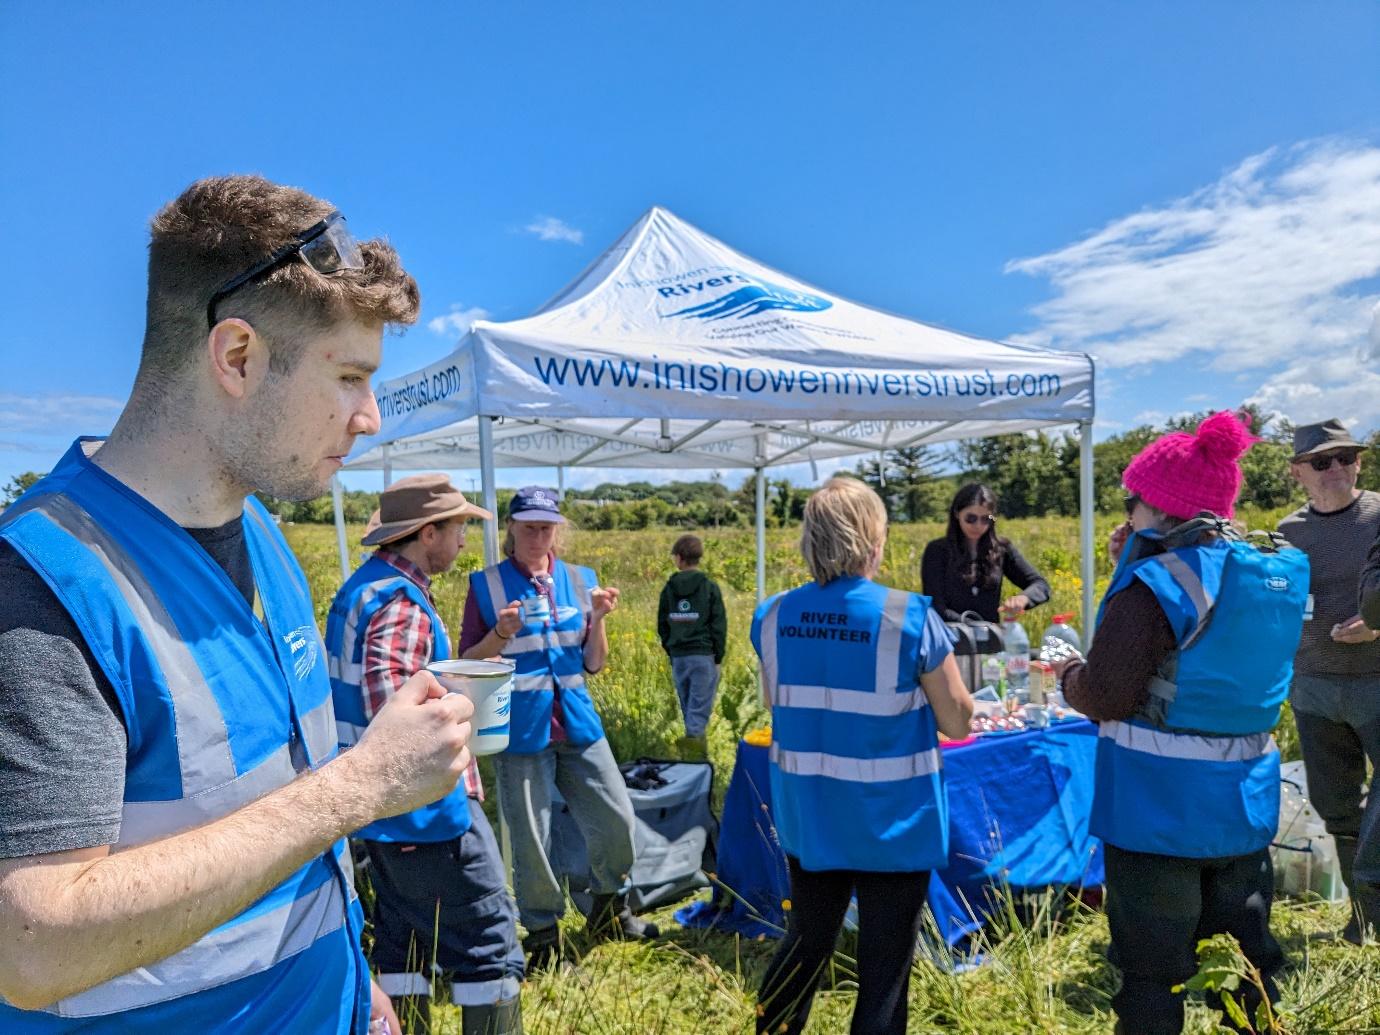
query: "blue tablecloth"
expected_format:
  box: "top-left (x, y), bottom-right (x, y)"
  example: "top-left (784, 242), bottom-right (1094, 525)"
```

top-left (677, 720), bottom-right (1104, 944)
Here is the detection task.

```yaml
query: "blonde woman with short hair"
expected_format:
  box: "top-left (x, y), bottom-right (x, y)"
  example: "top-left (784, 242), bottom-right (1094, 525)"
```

top-left (751, 476), bottom-right (972, 1035)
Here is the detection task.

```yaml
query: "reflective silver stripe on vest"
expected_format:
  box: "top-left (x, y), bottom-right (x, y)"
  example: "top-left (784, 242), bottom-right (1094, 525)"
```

top-left (874, 588), bottom-right (909, 691)
top-left (1100, 720), bottom-right (1276, 763)
top-left (513, 671), bottom-right (586, 692)
top-left (769, 742), bottom-right (942, 783)
top-left (333, 580), bottom-right (405, 688)
top-left (119, 743), bottom-right (299, 845)
top-left (52, 870), bottom-right (347, 1017)
top-left (484, 566), bottom-right (507, 625)
top-left (336, 719), bottom-right (369, 748)
top-left (35, 496), bottom-right (238, 796)
top-left (759, 596), bottom-right (785, 704)
top-left (298, 696), bottom-right (337, 764)
top-left (1155, 553), bottom-right (1215, 647)
top-left (506, 628), bottom-right (585, 654)
top-left (773, 683), bottom-right (929, 716)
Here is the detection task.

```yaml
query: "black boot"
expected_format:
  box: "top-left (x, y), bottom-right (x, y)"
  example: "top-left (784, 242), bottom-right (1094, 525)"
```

top-left (522, 925), bottom-right (562, 971)
top-left (462, 994), bottom-right (523, 1035)
top-left (586, 892), bottom-right (660, 942)
top-left (1335, 836), bottom-right (1380, 944)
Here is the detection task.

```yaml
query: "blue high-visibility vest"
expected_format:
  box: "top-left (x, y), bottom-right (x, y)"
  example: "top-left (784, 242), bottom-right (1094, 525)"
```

top-left (0, 438), bottom-right (367, 1034)
top-left (751, 576), bottom-right (949, 873)
top-left (1090, 534), bottom-right (1309, 859)
top-left (467, 558), bottom-right (604, 753)
top-left (326, 554), bottom-right (471, 843)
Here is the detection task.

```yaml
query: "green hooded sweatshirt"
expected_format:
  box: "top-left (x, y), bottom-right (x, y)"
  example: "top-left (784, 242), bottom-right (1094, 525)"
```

top-left (657, 569), bottom-right (727, 663)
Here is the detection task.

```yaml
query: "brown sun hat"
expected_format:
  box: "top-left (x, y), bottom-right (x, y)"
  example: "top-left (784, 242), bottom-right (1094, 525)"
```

top-left (362, 473), bottom-right (493, 546)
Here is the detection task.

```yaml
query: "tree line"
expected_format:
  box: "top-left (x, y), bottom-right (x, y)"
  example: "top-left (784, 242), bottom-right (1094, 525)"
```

top-left (5, 408), bottom-right (1377, 526)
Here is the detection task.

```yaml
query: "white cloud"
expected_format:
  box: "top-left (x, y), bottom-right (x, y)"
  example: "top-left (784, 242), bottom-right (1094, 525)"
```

top-left (426, 304), bottom-right (491, 337)
top-left (522, 216), bottom-right (584, 245)
top-left (0, 393), bottom-right (123, 435)
top-left (1008, 140), bottom-right (1380, 372)
top-left (1008, 138), bottom-right (1380, 430)
top-left (1247, 355), bottom-right (1380, 429)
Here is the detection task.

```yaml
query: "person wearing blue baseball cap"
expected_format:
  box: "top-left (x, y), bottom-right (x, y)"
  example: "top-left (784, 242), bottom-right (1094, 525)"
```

top-left (458, 487), bottom-right (656, 969)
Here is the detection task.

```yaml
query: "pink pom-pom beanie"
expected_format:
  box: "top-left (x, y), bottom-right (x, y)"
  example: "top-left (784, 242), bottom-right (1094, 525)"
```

top-left (1122, 411), bottom-right (1258, 520)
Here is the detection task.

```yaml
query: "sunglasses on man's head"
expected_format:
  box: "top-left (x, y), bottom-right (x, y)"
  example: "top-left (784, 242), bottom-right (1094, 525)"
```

top-left (1306, 451), bottom-right (1359, 472)
top-left (962, 513), bottom-right (994, 526)
top-left (205, 211), bottom-right (365, 329)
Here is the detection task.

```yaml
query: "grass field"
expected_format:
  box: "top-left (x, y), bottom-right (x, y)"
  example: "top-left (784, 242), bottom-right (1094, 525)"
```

top-left (286, 513), bottom-right (1379, 1033)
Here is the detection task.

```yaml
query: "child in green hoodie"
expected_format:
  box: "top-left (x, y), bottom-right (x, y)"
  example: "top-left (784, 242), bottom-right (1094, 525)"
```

top-left (658, 534), bottom-right (728, 759)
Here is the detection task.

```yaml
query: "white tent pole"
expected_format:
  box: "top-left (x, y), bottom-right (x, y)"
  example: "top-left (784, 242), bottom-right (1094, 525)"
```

top-left (1079, 419), bottom-right (1096, 650)
top-left (382, 443), bottom-right (393, 488)
top-left (556, 465), bottom-right (566, 501)
top-left (479, 417), bottom-right (499, 567)
top-left (331, 475), bottom-right (350, 581)
top-left (755, 433), bottom-right (766, 603)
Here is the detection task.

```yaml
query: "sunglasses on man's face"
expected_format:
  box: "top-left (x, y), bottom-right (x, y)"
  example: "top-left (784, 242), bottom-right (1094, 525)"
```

top-left (205, 211), bottom-right (364, 329)
top-left (961, 513), bottom-right (994, 527)
top-left (1306, 451), bottom-right (1359, 472)
top-left (1123, 494), bottom-right (1141, 517)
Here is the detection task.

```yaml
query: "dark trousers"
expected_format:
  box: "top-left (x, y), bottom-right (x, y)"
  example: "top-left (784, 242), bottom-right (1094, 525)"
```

top-left (364, 799), bottom-right (524, 1005)
top-left (1294, 703), bottom-right (1380, 927)
top-left (756, 855), bottom-right (930, 1035)
top-left (1105, 844), bottom-right (1284, 1035)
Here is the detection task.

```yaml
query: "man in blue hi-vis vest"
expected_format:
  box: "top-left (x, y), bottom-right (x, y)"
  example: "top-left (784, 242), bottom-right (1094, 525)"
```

top-left (0, 177), bottom-right (476, 1034)
top-left (328, 474), bottom-right (523, 1035)
top-left (1060, 412), bottom-right (1308, 1035)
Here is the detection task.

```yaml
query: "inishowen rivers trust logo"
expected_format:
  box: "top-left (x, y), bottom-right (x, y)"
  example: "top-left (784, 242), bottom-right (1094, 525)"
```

top-left (664, 278), bottom-right (832, 321)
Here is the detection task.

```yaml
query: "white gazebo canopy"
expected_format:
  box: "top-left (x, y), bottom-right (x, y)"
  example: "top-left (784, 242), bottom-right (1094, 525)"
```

top-left (339, 207), bottom-right (1097, 628)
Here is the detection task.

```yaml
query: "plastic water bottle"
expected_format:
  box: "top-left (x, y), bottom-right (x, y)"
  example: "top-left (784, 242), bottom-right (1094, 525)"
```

top-left (1003, 620), bottom-right (1030, 697)
top-left (1041, 613), bottom-right (1082, 654)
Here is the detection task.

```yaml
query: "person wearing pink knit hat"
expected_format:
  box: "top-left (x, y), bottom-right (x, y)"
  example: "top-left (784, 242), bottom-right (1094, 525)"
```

top-left (1058, 411), bottom-right (1310, 1034)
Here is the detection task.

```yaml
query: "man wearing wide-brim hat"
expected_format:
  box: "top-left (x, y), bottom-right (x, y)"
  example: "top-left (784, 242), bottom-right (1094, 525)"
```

top-left (1278, 418), bottom-right (1380, 944)
top-left (325, 474), bottom-right (525, 1035)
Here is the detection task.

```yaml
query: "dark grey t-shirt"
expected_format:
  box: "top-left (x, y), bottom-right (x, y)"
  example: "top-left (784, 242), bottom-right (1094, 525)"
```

top-left (0, 517), bottom-right (254, 860)
top-left (1277, 489), bottom-right (1380, 677)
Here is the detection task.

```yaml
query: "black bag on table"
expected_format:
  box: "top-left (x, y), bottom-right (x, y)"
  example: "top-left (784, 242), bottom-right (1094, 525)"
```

top-left (549, 757), bottom-right (719, 914)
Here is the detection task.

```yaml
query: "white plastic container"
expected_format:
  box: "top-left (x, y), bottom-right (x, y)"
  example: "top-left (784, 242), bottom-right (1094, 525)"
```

top-left (426, 659), bottom-right (515, 755)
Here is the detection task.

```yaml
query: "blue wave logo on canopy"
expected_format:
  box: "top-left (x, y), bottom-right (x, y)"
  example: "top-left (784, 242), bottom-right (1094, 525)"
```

top-left (665, 280), bottom-right (833, 321)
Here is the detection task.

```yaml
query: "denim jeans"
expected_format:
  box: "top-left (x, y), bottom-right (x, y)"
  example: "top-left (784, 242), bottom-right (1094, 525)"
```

top-left (1291, 672), bottom-right (1380, 893)
top-left (492, 737), bottom-right (636, 933)
top-left (670, 654), bottom-right (719, 737)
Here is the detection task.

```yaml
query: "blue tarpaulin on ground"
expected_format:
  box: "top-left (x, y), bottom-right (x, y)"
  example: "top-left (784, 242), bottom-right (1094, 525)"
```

top-left (676, 720), bottom-right (1104, 944)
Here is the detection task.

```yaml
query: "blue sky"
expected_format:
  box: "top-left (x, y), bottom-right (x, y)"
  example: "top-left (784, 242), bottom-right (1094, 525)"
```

top-left (3, 2), bottom-right (1379, 491)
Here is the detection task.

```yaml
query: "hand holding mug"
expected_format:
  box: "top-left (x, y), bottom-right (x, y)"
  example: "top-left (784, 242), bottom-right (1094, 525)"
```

top-left (495, 600), bottom-right (523, 638)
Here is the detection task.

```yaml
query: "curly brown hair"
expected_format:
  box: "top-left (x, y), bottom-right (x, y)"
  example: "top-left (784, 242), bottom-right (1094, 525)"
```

top-left (139, 175), bottom-right (420, 382)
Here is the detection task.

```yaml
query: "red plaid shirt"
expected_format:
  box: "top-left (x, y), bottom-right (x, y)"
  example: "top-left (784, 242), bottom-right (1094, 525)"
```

top-left (362, 548), bottom-right (482, 799)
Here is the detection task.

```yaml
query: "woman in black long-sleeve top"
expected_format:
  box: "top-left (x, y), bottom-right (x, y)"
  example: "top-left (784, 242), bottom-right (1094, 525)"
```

top-left (921, 483), bottom-right (1051, 623)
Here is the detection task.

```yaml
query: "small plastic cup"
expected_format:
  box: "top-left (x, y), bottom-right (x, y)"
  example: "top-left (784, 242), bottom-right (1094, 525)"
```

top-left (426, 659), bottom-right (515, 755)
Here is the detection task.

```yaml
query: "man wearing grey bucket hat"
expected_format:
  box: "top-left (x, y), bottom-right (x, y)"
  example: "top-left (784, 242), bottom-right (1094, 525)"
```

top-left (326, 474), bottom-right (524, 1035)
top-left (1277, 418), bottom-right (1380, 944)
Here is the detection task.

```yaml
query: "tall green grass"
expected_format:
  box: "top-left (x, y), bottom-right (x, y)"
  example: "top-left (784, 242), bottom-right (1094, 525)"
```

top-left (284, 512), bottom-right (1361, 1033)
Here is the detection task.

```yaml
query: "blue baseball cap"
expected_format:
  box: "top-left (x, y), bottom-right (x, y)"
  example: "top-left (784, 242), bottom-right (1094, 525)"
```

top-left (507, 486), bottom-right (566, 523)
